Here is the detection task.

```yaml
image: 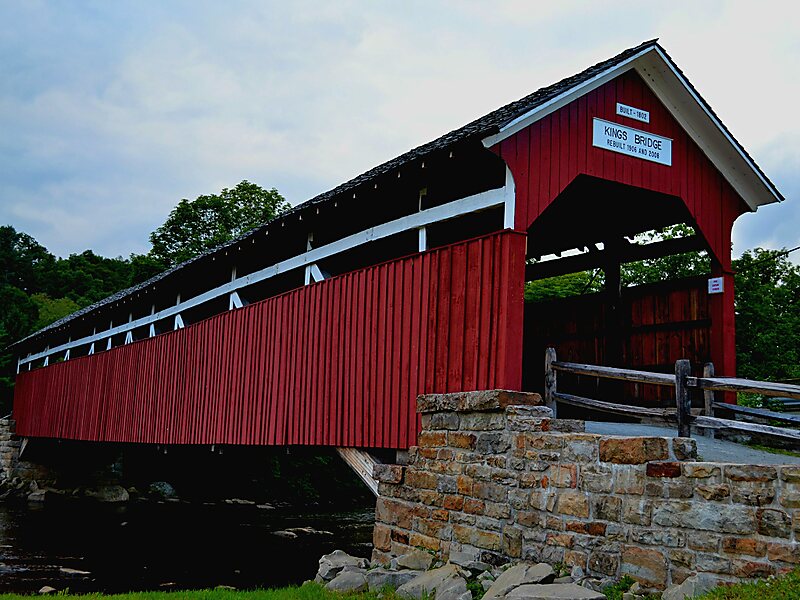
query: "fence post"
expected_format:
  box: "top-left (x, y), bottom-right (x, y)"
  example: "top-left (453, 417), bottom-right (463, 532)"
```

top-left (703, 362), bottom-right (715, 439)
top-left (545, 347), bottom-right (557, 417)
top-left (675, 359), bottom-right (692, 437)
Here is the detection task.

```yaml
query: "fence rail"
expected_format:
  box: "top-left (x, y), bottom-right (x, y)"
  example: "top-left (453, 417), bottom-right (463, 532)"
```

top-left (544, 347), bottom-right (800, 443)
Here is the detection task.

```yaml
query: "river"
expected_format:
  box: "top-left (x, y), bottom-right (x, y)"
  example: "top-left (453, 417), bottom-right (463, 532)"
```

top-left (0, 499), bottom-right (375, 593)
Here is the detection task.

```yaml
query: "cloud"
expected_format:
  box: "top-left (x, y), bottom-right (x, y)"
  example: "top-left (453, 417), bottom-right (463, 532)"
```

top-left (0, 1), bottom-right (797, 258)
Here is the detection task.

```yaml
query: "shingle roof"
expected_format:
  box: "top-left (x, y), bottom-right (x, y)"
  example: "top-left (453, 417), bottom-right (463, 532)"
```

top-left (16, 38), bottom-right (780, 347)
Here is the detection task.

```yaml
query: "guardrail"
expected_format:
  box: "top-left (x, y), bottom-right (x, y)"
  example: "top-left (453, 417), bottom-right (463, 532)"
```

top-left (544, 347), bottom-right (800, 443)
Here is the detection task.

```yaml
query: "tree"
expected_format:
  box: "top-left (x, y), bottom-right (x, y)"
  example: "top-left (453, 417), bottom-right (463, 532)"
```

top-left (30, 293), bottom-right (82, 332)
top-left (733, 248), bottom-right (800, 382)
top-left (524, 270), bottom-right (602, 303)
top-left (0, 225), bottom-right (55, 293)
top-left (149, 180), bottom-right (290, 267)
top-left (621, 224), bottom-right (709, 287)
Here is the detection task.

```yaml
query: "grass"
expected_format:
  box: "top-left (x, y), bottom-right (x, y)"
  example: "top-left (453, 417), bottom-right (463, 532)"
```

top-left (745, 442), bottom-right (800, 458)
top-left (696, 568), bottom-right (800, 599)
top-left (601, 575), bottom-right (635, 600)
top-left (0, 584), bottom-right (383, 600)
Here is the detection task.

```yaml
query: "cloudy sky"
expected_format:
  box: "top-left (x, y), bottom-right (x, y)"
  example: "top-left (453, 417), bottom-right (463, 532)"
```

top-left (0, 1), bottom-right (797, 260)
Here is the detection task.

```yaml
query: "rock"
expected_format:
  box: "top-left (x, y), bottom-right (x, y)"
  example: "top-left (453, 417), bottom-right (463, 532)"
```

top-left (483, 563), bottom-right (556, 600)
top-left (393, 549), bottom-right (435, 571)
top-left (285, 527), bottom-right (333, 538)
top-left (482, 580), bottom-right (493, 592)
top-left (27, 490), bottom-right (48, 503)
top-left (570, 566), bottom-right (584, 580)
top-left (506, 583), bottom-right (605, 599)
top-left (552, 576), bottom-right (573, 584)
top-left (326, 570), bottom-right (368, 593)
top-left (622, 593), bottom-right (635, 600)
top-left (224, 498), bottom-right (255, 505)
top-left (317, 550), bottom-right (369, 581)
top-left (449, 551), bottom-right (491, 573)
top-left (38, 587), bottom-right (57, 595)
top-left (59, 567), bottom-right (91, 576)
top-left (85, 485), bottom-right (129, 503)
top-left (662, 573), bottom-right (719, 600)
top-left (148, 481), bottom-right (177, 500)
top-left (273, 530), bottom-right (298, 539)
top-left (396, 564), bottom-right (471, 600)
top-left (215, 586), bottom-right (236, 591)
top-left (367, 568), bottom-right (421, 591)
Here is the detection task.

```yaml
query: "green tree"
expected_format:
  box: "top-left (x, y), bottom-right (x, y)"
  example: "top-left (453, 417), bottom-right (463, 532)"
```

top-left (30, 293), bottom-right (82, 331)
top-left (0, 225), bottom-right (55, 293)
top-left (733, 248), bottom-right (800, 382)
top-left (129, 253), bottom-right (168, 285)
top-left (524, 270), bottom-right (602, 303)
top-left (149, 180), bottom-right (289, 267)
top-left (621, 224), bottom-right (709, 287)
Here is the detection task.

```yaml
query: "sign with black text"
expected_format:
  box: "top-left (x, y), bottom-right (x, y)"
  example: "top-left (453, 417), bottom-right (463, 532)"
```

top-left (592, 118), bottom-right (672, 166)
top-left (616, 102), bottom-right (650, 123)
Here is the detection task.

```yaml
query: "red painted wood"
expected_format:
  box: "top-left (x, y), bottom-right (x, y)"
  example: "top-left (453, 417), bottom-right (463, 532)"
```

top-left (13, 231), bottom-right (526, 449)
top-left (495, 70), bottom-right (749, 271)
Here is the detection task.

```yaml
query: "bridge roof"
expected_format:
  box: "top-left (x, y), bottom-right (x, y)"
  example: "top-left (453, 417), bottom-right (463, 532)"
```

top-left (15, 39), bottom-right (782, 349)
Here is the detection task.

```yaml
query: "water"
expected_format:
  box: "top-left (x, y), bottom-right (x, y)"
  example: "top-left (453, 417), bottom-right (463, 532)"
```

top-left (0, 499), bottom-right (375, 593)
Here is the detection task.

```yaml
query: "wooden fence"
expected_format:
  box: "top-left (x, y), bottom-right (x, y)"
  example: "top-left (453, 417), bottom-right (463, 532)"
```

top-left (544, 347), bottom-right (800, 443)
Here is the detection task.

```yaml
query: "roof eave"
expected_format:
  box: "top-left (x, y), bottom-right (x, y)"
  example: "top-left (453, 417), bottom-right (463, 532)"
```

top-left (482, 44), bottom-right (783, 212)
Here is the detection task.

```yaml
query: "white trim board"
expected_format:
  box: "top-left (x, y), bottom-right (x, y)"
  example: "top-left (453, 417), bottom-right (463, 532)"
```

top-left (481, 45), bottom-right (781, 211)
top-left (19, 185), bottom-right (507, 367)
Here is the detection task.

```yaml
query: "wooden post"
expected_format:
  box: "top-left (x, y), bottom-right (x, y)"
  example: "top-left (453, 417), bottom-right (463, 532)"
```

top-left (703, 362), bottom-right (715, 439)
top-left (545, 347), bottom-right (557, 417)
top-left (675, 359), bottom-right (692, 438)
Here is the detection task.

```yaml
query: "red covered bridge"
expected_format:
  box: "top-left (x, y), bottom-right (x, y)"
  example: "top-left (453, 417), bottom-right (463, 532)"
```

top-left (11, 41), bottom-right (782, 453)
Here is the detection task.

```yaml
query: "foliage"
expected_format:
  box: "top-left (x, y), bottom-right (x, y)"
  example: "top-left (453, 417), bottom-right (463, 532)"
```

top-left (733, 247), bottom-right (800, 382)
top-left (602, 575), bottom-right (636, 600)
top-left (621, 224), bottom-right (709, 286)
top-left (0, 583), bottom-right (385, 600)
top-left (524, 270), bottom-right (602, 302)
top-left (30, 294), bottom-right (82, 332)
top-left (149, 180), bottom-right (289, 267)
top-left (696, 567), bottom-right (800, 599)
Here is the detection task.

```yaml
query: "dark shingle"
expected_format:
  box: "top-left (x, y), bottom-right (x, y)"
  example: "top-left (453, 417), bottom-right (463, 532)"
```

top-left (19, 38), bottom-right (777, 348)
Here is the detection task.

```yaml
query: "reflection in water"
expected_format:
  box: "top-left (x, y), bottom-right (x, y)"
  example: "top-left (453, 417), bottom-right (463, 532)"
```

top-left (0, 500), bottom-right (375, 593)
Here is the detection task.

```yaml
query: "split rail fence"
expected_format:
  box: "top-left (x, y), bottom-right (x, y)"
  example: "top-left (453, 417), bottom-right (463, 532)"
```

top-left (544, 347), bottom-right (800, 443)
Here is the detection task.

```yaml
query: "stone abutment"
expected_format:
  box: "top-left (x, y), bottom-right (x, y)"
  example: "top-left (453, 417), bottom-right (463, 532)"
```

top-left (371, 390), bottom-right (800, 590)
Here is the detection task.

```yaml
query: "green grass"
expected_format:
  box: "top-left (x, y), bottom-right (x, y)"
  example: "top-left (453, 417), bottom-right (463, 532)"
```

top-left (0, 584), bottom-right (383, 600)
top-left (602, 575), bottom-right (635, 600)
top-left (745, 442), bottom-right (800, 458)
top-left (696, 569), bottom-right (800, 599)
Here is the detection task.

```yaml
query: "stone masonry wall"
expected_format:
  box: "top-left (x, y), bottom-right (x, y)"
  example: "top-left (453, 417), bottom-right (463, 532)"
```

top-left (372, 390), bottom-right (800, 590)
top-left (0, 418), bottom-right (20, 480)
top-left (0, 418), bottom-right (54, 485)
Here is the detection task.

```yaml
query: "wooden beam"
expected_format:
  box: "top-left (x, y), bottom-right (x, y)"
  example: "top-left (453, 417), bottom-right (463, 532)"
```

top-left (554, 392), bottom-right (675, 419)
top-left (551, 361), bottom-right (675, 386)
top-left (336, 448), bottom-right (380, 496)
top-left (20, 185), bottom-right (506, 367)
top-left (693, 415), bottom-right (800, 442)
top-left (712, 402), bottom-right (800, 425)
top-left (690, 377), bottom-right (800, 401)
top-left (526, 235), bottom-right (706, 281)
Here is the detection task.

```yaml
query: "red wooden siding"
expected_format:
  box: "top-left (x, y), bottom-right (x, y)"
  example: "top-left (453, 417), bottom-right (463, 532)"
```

top-left (524, 277), bottom-right (711, 405)
top-left (13, 231), bottom-right (526, 448)
top-left (494, 70), bottom-right (749, 270)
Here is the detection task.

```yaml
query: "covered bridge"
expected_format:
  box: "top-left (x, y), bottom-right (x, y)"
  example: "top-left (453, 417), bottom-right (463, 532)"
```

top-left (11, 40), bottom-right (782, 450)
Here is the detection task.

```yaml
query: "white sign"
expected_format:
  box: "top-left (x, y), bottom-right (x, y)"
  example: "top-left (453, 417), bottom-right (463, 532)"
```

top-left (708, 276), bottom-right (724, 295)
top-left (616, 102), bottom-right (650, 123)
top-left (592, 118), bottom-right (672, 166)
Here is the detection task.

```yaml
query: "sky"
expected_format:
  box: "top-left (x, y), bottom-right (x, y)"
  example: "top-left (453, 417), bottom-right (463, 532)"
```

top-left (0, 1), bottom-right (798, 261)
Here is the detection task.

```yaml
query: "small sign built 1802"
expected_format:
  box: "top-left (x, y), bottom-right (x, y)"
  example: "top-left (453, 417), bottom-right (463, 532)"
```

top-left (592, 118), bottom-right (672, 166)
